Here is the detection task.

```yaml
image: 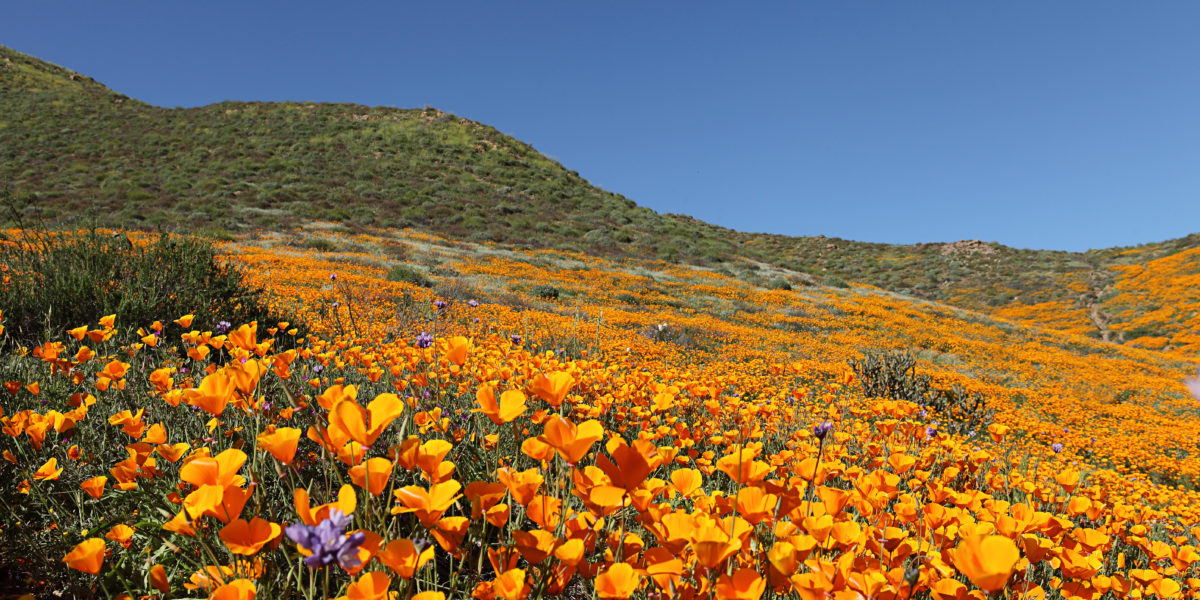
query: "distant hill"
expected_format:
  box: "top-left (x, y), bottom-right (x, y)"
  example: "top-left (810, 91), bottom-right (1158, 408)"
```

top-left (2, 44), bottom-right (1198, 352)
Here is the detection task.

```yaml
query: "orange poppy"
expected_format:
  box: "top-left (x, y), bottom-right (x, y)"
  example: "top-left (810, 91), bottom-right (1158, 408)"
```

top-left (328, 393), bottom-right (405, 448)
top-left (953, 535), bottom-right (1020, 592)
top-left (34, 457), bottom-right (62, 481)
top-left (80, 475), bottom-right (107, 499)
top-left (376, 538), bottom-right (435, 578)
top-left (256, 427), bottom-right (301, 464)
top-left (475, 386), bottom-right (527, 425)
top-left (62, 538), bottom-right (106, 574)
top-left (349, 457), bottom-right (395, 496)
top-left (219, 517), bottom-right (281, 555)
top-left (595, 562), bottom-right (641, 599)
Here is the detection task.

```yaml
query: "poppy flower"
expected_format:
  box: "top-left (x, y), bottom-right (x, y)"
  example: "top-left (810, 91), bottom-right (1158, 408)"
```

top-left (475, 386), bottom-right (527, 425)
top-left (348, 457), bottom-right (394, 496)
top-left (34, 457), bottom-right (62, 481)
top-left (328, 393), bottom-right (405, 448)
top-left (106, 524), bottom-right (134, 548)
top-left (529, 371), bottom-right (574, 407)
top-left (80, 476), bottom-right (107, 499)
top-left (953, 534), bottom-right (1020, 592)
top-left (595, 562), bottom-right (641, 599)
top-left (184, 371), bottom-right (237, 416)
top-left (715, 568), bottom-right (766, 600)
top-left (540, 416), bottom-right (604, 465)
top-left (492, 568), bottom-right (528, 600)
top-left (62, 538), bottom-right (106, 574)
top-left (257, 427), bottom-right (302, 464)
top-left (339, 571), bottom-right (391, 600)
top-left (376, 538), bottom-right (435, 578)
top-left (209, 578), bottom-right (256, 600)
top-left (149, 563), bottom-right (170, 593)
top-left (219, 517), bottom-right (282, 555)
top-left (392, 480), bottom-right (461, 526)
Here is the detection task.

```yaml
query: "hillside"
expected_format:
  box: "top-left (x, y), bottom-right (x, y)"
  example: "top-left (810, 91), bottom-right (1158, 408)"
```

top-left (6, 42), bottom-right (1200, 599)
top-left (2, 43), bottom-right (1199, 353)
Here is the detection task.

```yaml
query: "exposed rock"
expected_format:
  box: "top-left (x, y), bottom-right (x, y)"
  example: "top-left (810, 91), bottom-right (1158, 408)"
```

top-left (940, 240), bottom-right (996, 256)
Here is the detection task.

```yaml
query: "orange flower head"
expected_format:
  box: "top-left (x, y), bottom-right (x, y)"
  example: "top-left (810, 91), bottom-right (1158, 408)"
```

top-left (62, 538), bottom-right (106, 574)
top-left (953, 534), bottom-right (1020, 592)
top-left (595, 562), bottom-right (641, 599)
top-left (257, 427), bottom-right (301, 464)
top-left (219, 517), bottom-right (282, 555)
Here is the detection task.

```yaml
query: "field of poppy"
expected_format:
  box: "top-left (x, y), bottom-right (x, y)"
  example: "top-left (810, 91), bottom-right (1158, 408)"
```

top-left (2, 225), bottom-right (1199, 600)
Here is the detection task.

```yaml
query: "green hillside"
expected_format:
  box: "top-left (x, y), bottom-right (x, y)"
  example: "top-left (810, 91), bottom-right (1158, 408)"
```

top-left (3, 43), bottom-right (1198, 342)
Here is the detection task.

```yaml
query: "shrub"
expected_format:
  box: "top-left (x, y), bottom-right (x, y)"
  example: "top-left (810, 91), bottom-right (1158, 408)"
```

top-left (386, 264), bottom-right (434, 287)
top-left (824, 275), bottom-right (849, 288)
top-left (849, 350), bottom-right (993, 437)
top-left (531, 284), bottom-right (560, 300)
top-left (0, 230), bottom-right (298, 346)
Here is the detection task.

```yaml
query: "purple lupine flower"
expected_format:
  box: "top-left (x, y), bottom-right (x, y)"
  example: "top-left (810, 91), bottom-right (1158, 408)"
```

top-left (415, 332), bottom-right (434, 349)
top-left (510, 334), bottom-right (522, 345)
top-left (1052, 442), bottom-right (1064, 453)
top-left (329, 273), bottom-right (338, 280)
top-left (813, 421), bottom-right (833, 441)
top-left (216, 320), bottom-right (232, 334)
top-left (434, 300), bottom-right (448, 310)
top-left (468, 299), bottom-right (479, 307)
top-left (285, 510), bottom-right (365, 569)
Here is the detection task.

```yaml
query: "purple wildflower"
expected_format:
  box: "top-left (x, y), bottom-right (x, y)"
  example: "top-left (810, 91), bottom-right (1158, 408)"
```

top-left (813, 421), bottom-right (833, 441)
top-left (468, 299), bottom-right (479, 307)
top-left (510, 334), bottom-right (522, 345)
top-left (1052, 442), bottom-right (1064, 453)
top-left (329, 273), bottom-right (338, 280)
top-left (434, 300), bottom-right (448, 310)
top-left (284, 510), bottom-right (364, 570)
top-left (415, 332), bottom-right (434, 349)
top-left (216, 320), bottom-right (232, 334)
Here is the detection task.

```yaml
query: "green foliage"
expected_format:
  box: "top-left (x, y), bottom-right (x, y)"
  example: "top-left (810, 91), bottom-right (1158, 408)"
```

top-left (386, 264), bottom-right (433, 287)
top-left (0, 230), bottom-right (299, 346)
top-left (530, 284), bottom-right (560, 300)
top-left (849, 350), bottom-right (993, 437)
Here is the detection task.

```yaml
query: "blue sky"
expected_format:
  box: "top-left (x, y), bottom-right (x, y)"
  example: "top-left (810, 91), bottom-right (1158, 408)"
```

top-left (4, 2), bottom-right (1199, 251)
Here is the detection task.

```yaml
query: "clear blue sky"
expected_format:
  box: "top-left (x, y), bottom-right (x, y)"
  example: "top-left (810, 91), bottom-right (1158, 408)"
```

top-left (4, 2), bottom-right (1199, 251)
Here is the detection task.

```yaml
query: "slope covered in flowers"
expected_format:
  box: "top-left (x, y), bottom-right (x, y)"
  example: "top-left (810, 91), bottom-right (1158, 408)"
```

top-left (2, 227), bottom-right (1200, 599)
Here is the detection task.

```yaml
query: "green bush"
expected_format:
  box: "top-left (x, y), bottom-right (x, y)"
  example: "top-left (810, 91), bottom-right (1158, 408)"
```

top-left (0, 230), bottom-right (299, 346)
top-left (849, 350), bottom-right (993, 437)
top-left (531, 284), bottom-right (560, 300)
top-left (386, 264), bottom-right (434, 287)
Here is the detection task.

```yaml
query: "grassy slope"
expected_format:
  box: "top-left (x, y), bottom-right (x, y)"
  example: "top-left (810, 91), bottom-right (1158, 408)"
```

top-left (3, 44), bottom-right (1199, 350)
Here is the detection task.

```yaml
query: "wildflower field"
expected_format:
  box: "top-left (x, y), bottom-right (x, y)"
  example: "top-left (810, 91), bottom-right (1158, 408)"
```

top-left (2, 226), bottom-right (1200, 600)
